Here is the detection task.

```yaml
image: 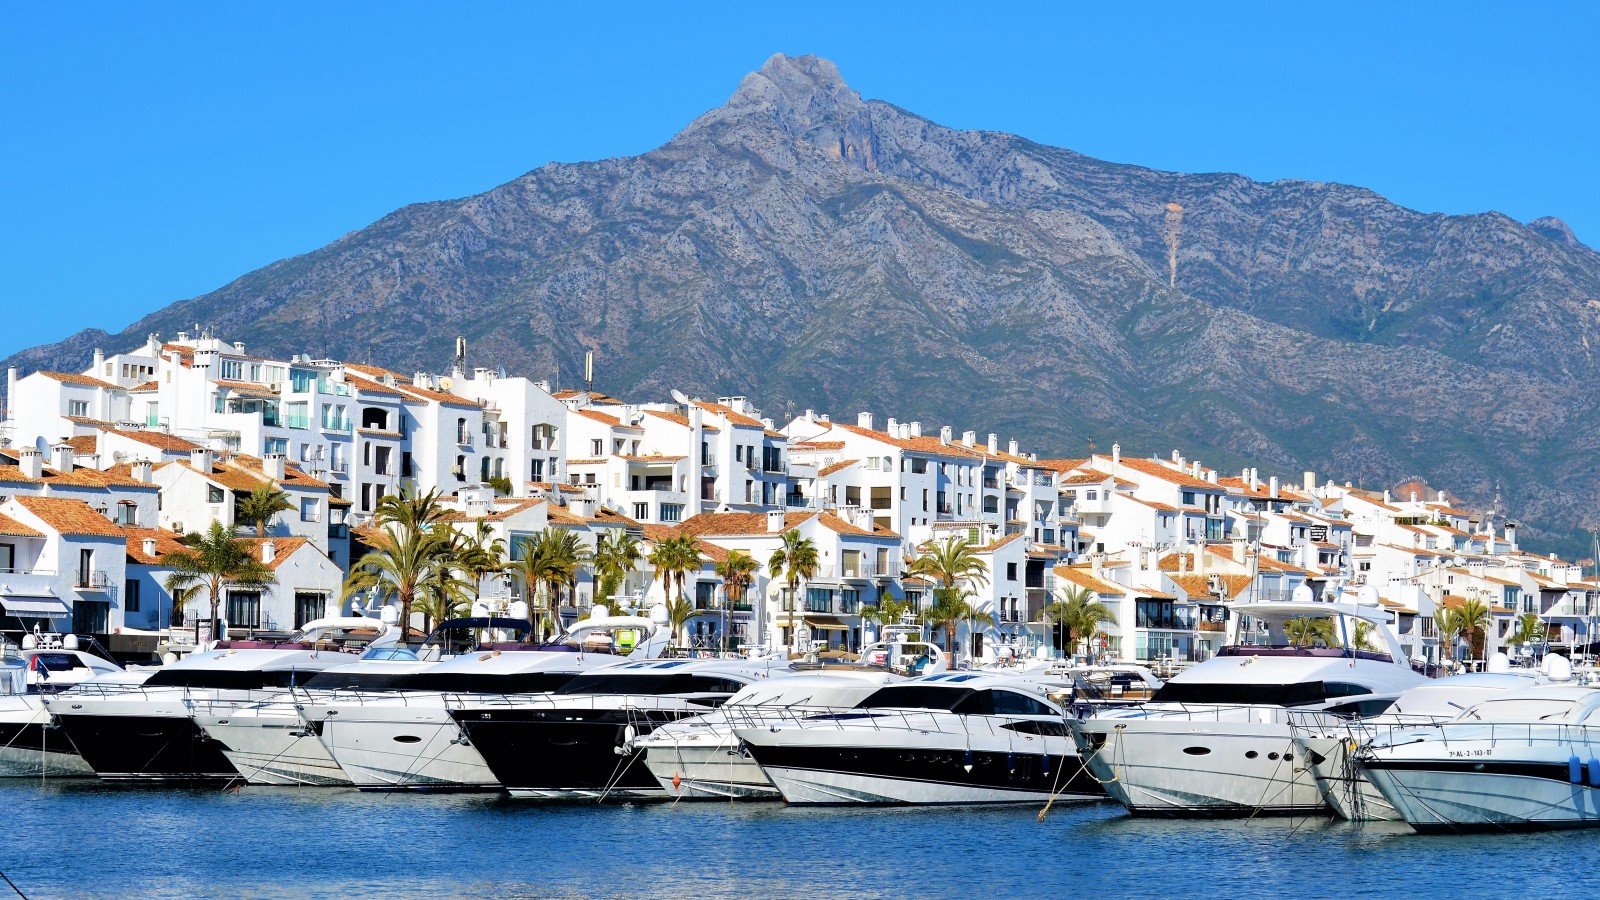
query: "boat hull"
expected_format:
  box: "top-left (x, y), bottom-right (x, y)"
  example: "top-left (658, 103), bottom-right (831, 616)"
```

top-left (0, 698), bottom-right (93, 777)
top-left (52, 712), bottom-right (237, 782)
top-left (1072, 715), bottom-right (1328, 817)
top-left (641, 739), bottom-right (778, 800)
top-left (318, 703), bottom-right (498, 791)
top-left (747, 743), bottom-right (1095, 805)
top-left (194, 714), bottom-right (349, 786)
top-left (451, 707), bottom-right (688, 800)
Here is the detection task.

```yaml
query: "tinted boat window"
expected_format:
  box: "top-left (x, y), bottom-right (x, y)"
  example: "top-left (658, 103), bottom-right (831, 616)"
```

top-left (144, 669), bottom-right (312, 689)
top-left (302, 671), bottom-right (423, 691)
top-left (987, 690), bottom-right (1059, 717)
top-left (408, 672), bottom-right (580, 694)
top-left (555, 673), bottom-right (746, 696)
top-left (1150, 681), bottom-right (1368, 707)
top-left (855, 686), bottom-right (974, 711)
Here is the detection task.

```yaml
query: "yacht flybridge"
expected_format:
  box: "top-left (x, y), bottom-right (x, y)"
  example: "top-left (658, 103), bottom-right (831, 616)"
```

top-left (46, 616), bottom-right (394, 783)
top-left (1070, 598), bottom-right (1426, 817)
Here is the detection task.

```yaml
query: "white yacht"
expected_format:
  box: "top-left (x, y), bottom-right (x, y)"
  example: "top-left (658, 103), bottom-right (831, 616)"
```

top-left (190, 617), bottom-right (531, 786)
top-left (632, 668), bottom-right (902, 799)
top-left (734, 672), bottom-right (1096, 805)
top-left (46, 617), bottom-right (388, 783)
top-left (449, 657), bottom-right (788, 799)
top-left (1357, 680), bottom-right (1600, 832)
top-left (1291, 664), bottom-right (1541, 820)
top-left (315, 610), bottom-right (668, 791)
top-left (0, 641), bottom-right (122, 777)
top-left (1069, 599), bottom-right (1426, 817)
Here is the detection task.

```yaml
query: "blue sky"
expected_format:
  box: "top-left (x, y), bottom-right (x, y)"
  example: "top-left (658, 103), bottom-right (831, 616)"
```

top-left (3, 2), bottom-right (1595, 359)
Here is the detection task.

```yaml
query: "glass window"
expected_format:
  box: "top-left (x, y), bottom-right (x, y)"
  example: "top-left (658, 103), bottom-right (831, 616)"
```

top-left (124, 579), bottom-right (141, 613)
top-left (300, 498), bottom-right (318, 522)
top-left (226, 591), bottom-right (261, 630)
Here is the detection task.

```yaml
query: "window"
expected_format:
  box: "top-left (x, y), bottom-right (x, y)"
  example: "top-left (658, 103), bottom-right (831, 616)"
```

top-left (1181, 491), bottom-right (1196, 505)
top-left (376, 446), bottom-right (394, 476)
top-left (221, 359), bottom-right (243, 380)
top-left (805, 587), bottom-right (833, 613)
top-left (661, 504), bottom-right (683, 523)
top-left (530, 458), bottom-right (544, 482)
top-left (227, 591), bottom-right (262, 629)
top-left (400, 451), bottom-right (412, 478)
top-left (735, 445), bottom-right (744, 462)
top-left (284, 401), bottom-right (309, 429)
top-left (0, 544), bottom-right (12, 573)
top-left (208, 485), bottom-right (225, 504)
top-left (125, 579), bottom-right (141, 613)
top-left (591, 439), bottom-right (604, 457)
top-left (911, 459), bottom-right (927, 475)
top-left (300, 498), bottom-right (319, 523)
top-left (613, 439), bottom-right (625, 456)
top-left (841, 588), bottom-right (860, 614)
top-left (1007, 562), bottom-right (1018, 581)
top-left (72, 600), bottom-right (108, 634)
top-left (145, 402), bottom-right (160, 427)
top-left (633, 503), bottom-right (649, 520)
top-left (265, 438), bottom-right (288, 456)
top-left (116, 502), bottom-right (137, 526)
top-left (695, 581), bottom-right (716, 610)
top-left (67, 399), bottom-right (89, 418)
top-left (984, 496), bottom-right (999, 514)
top-left (294, 592), bottom-right (324, 629)
top-left (454, 454), bottom-right (466, 481)
top-left (763, 446), bottom-right (782, 472)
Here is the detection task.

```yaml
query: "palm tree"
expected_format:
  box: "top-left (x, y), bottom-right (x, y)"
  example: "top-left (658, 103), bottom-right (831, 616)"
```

top-left (1351, 619), bottom-right (1378, 652)
top-left (1433, 607), bottom-right (1461, 664)
top-left (163, 521), bottom-right (278, 639)
top-left (508, 529), bottom-right (593, 639)
top-left (920, 589), bottom-right (980, 657)
top-left (593, 530), bottom-right (643, 606)
top-left (413, 557), bottom-right (475, 632)
top-left (374, 485), bottom-right (450, 533)
top-left (1509, 612), bottom-right (1546, 650)
top-left (649, 534), bottom-right (701, 607)
top-left (1284, 616), bottom-right (1340, 647)
top-left (453, 521), bottom-right (506, 606)
top-left (1044, 585), bottom-right (1115, 660)
top-left (343, 523), bottom-right (453, 642)
top-left (236, 483), bottom-right (294, 538)
top-left (904, 535), bottom-right (990, 659)
top-left (714, 549), bottom-right (760, 652)
top-left (1453, 597), bottom-right (1493, 663)
top-left (664, 595), bottom-right (696, 649)
top-left (767, 529), bottom-right (819, 611)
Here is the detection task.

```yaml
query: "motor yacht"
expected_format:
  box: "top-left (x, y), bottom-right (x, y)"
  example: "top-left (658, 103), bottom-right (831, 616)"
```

top-left (46, 616), bottom-right (389, 783)
top-left (735, 671), bottom-right (1098, 805)
top-left (315, 609), bottom-right (668, 791)
top-left (1291, 662), bottom-right (1542, 820)
top-left (449, 657), bottom-right (788, 799)
top-left (0, 641), bottom-right (122, 777)
top-left (1357, 677), bottom-right (1600, 832)
top-left (1069, 598), bottom-right (1426, 817)
top-left (190, 617), bottom-right (531, 786)
top-left (632, 669), bottom-right (902, 799)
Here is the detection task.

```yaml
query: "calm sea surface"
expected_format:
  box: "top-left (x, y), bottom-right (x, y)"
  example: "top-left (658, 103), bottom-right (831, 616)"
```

top-left (0, 781), bottom-right (1590, 899)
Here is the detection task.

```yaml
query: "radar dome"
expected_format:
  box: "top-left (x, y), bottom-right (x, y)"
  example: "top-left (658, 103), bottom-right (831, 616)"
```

top-left (649, 603), bottom-right (669, 625)
top-left (589, 604), bottom-right (610, 620)
top-left (1356, 584), bottom-right (1381, 607)
top-left (379, 604), bottom-right (400, 626)
top-left (508, 600), bottom-right (529, 620)
top-left (1291, 584), bottom-right (1314, 604)
top-left (1544, 654), bottom-right (1574, 682)
top-left (1486, 651), bottom-right (1511, 673)
top-left (63, 634), bottom-right (78, 650)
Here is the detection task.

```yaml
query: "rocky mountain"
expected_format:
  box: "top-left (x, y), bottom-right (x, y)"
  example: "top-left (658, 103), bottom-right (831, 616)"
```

top-left (9, 53), bottom-right (1600, 554)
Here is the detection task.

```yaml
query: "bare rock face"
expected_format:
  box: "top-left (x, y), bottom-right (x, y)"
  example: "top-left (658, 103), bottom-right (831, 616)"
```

top-left (10, 53), bottom-right (1600, 553)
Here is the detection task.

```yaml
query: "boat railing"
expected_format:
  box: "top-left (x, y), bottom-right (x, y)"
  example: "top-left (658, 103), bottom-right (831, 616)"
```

top-left (719, 704), bottom-right (1069, 740)
top-left (1363, 721), bottom-right (1600, 753)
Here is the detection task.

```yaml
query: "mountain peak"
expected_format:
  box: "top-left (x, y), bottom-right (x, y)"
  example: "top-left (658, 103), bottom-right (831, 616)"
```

top-left (683, 53), bottom-right (870, 148)
top-left (1528, 215), bottom-right (1586, 250)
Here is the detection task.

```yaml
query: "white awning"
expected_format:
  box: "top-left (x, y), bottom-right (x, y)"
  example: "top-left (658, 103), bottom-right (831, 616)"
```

top-left (0, 597), bottom-right (71, 619)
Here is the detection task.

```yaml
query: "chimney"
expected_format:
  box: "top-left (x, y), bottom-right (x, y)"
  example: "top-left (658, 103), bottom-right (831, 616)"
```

top-left (17, 448), bottom-right (41, 480)
top-left (767, 510), bottom-right (787, 533)
top-left (1232, 537), bottom-right (1246, 564)
top-left (1111, 443), bottom-right (1120, 466)
top-left (1249, 468), bottom-right (1259, 491)
top-left (261, 540), bottom-right (277, 564)
top-left (1269, 476), bottom-right (1279, 499)
top-left (1091, 555), bottom-right (1104, 577)
top-left (190, 447), bottom-right (213, 473)
top-left (262, 453), bottom-right (287, 481)
top-left (804, 408), bottom-right (815, 422)
top-left (1196, 544), bottom-right (1207, 574)
top-left (92, 348), bottom-right (105, 374)
top-left (6, 366), bottom-right (16, 416)
top-left (1008, 439), bottom-right (1019, 457)
top-left (987, 433), bottom-right (998, 454)
top-left (1506, 522), bottom-right (1518, 551)
top-left (534, 380), bottom-right (551, 393)
top-left (1207, 470), bottom-right (1218, 484)
top-left (132, 459), bottom-right (153, 483)
top-left (886, 417), bottom-right (898, 435)
top-left (941, 426), bottom-right (953, 446)
top-left (961, 430), bottom-right (976, 447)
top-left (50, 442), bottom-right (73, 474)
top-left (1438, 490), bottom-right (1447, 503)
top-left (1172, 450), bottom-right (1182, 464)
top-left (1179, 547), bottom-right (1189, 574)
top-left (141, 537), bottom-right (158, 559)
top-left (1304, 471), bottom-right (1316, 493)
top-left (909, 421), bottom-right (922, 438)
top-left (233, 341), bottom-right (245, 354)
top-left (1382, 489), bottom-right (1391, 504)
top-left (857, 412), bottom-right (874, 430)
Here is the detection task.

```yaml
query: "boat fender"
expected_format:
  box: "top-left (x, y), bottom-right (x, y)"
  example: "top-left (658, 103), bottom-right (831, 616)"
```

top-left (1006, 751), bottom-right (1016, 773)
top-left (963, 749), bottom-right (974, 773)
top-left (1040, 753), bottom-right (1051, 776)
top-left (1569, 755), bottom-right (1583, 784)
top-left (1588, 758), bottom-right (1600, 789)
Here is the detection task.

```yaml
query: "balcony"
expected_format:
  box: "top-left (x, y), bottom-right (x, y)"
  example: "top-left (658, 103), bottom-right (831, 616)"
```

top-left (75, 570), bottom-right (111, 591)
top-left (457, 434), bottom-right (475, 447)
top-left (320, 417), bottom-right (351, 433)
top-left (1198, 620), bottom-right (1227, 633)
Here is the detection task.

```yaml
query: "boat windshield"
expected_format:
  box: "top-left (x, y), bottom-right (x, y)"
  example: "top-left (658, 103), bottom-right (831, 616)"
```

top-left (854, 686), bottom-right (1058, 716)
top-left (1458, 698), bottom-right (1581, 723)
top-left (1150, 680), bottom-right (1373, 707)
top-left (554, 673), bottom-right (748, 696)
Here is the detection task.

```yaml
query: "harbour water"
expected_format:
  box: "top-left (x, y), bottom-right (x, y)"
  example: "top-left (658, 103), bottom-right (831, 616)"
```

top-left (0, 782), bottom-right (1592, 899)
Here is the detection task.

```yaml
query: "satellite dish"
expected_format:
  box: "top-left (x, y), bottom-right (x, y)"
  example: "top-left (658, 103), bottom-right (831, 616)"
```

top-left (670, 389), bottom-right (691, 406)
top-left (1291, 583), bottom-right (1314, 604)
top-left (439, 376), bottom-right (453, 391)
top-left (33, 436), bottom-right (47, 454)
top-left (1452, 557), bottom-right (1466, 567)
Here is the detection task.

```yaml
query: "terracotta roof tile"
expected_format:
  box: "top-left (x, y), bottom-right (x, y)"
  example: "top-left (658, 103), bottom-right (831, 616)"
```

top-left (693, 401), bottom-right (764, 429)
top-left (103, 428), bottom-right (201, 452)
top-left (642, 409), bottom-right (720, 431)
top-left (123, 527), bottom-right (189, 564)
top-left (11, 496), bottom-right (124, 537)
top-left (818, 459), bottom-right (859, 476)
top-left (239, 536), bottom-right (313, 570)
top-left (1053, 565), bottom-right (1126, 595)
top-left (791, 441), bottom-right (845, 451)
top-left (1094, 457), bottom-right (1216, 490)
top-left (0, 513), bottom-right (43, 538)
top-left (37, 371), bottom-right (120, 390)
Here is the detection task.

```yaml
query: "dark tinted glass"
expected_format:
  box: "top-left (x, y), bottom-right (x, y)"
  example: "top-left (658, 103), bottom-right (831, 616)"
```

top-left (855, 686), bottom-right (974, 711)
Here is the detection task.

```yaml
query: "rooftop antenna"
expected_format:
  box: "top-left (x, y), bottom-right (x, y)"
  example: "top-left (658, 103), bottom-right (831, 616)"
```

top-left (584, 350), bottom-right (594, 394)
top-left (453, 337), bottom-right (467, 375)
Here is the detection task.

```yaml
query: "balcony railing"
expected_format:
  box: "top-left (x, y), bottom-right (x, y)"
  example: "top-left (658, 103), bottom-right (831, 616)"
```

top-left (75, 570), bottom-right (111, 590)
top-left (457, 434), bottom-right (475, 447)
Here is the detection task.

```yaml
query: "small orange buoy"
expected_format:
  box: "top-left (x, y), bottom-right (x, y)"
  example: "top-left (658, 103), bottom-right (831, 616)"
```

top-left (672, 772), bottom-right (682, 791)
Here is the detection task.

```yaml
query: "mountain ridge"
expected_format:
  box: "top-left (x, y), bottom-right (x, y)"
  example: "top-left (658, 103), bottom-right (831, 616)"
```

top-left (8, 52), bottom-right (1599, 554)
